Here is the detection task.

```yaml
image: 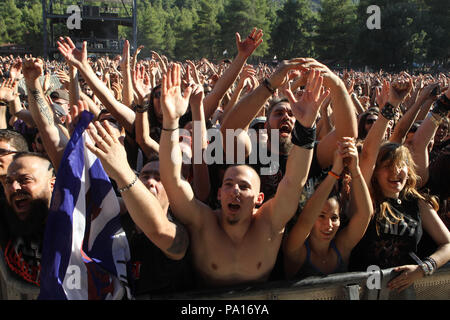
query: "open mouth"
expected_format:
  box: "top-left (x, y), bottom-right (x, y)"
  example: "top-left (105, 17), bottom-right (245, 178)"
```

top-left (13, 196), bottom-right (31, 211)
top-left (279, 124), bottom-right (292, 137)
top-left (228, 203), bottom-right (241, 212)
top-left (388, 178), bottom-right (402, 186)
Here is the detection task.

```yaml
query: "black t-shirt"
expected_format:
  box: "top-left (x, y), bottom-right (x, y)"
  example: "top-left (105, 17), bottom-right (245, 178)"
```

top-left (120, 210), bottom-right (195, 296)
top-left (349, 195), bottom-right (423, 271)
top-left (0, 202), bottom-right (45, 286)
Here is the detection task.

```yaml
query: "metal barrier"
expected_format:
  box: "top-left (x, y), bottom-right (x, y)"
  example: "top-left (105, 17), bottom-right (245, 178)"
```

top-left (1, 247), bottom-right (448, 300)
top-left (138, 264), bottom-right (450, 300)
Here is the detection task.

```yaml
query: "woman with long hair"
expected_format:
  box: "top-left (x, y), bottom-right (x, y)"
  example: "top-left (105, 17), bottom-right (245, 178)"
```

top-left (283, 138), bottom-right (373, 279)
top-left (350, 78), bottom-right (450, 294)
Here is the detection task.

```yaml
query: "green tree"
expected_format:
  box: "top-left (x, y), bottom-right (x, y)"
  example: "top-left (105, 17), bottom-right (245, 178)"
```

top-left (192, 0), bottom-right (222, 59)
top-left (422, 0), bottom-right (450, 66)
top-left (0, 0), bottom-right (24, 45)
top-left (218, 0), bottom-right (272, 59)
top-left (271, 0), bottom-right (317, 60)
top-left (21, 1), bottom-right (44, 56)
top-left (136, 1), bottom-right (166, 56)
top-left (315, 0), bottom-right (358, 67)
top-left (355, 0), bottom-right (428, 70)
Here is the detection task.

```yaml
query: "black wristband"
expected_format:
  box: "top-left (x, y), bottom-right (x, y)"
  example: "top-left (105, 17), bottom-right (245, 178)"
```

top-left (380, 102), bottom-right (398, 120)
top-left (291, 120), bottom-right (316, 149)
top-left (133, 104), bottom-right (148, 113)
top-left (262, 78), bottom-right (275, 94)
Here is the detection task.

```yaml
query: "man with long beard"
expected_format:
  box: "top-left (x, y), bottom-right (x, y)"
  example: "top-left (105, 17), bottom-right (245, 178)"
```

top-left (0, 152), bottom-right (55, 286)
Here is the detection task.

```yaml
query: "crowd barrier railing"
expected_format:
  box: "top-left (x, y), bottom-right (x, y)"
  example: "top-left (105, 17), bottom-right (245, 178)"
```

top-left (1, 248), bottom-right (448, 300)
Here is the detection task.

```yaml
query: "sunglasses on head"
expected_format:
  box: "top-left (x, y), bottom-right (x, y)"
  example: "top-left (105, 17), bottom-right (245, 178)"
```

top-left (0, 148), bottom-right (18, 156)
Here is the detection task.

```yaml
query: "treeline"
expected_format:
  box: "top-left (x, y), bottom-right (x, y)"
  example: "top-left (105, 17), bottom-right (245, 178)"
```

top-left (0, 0), bottom-right (449, 70)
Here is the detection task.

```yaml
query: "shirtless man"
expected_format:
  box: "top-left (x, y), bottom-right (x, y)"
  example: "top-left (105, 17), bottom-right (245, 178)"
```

top-left (159, 63), bottom-right (329, 287)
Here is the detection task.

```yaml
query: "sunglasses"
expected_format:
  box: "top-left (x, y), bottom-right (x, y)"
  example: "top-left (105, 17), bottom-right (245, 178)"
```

top-left (366, 118), bottom-right (377, 125)
top-left (154, 91), bottom-right (161, 98)
top-left (0, 148), bottom-right (19, 157)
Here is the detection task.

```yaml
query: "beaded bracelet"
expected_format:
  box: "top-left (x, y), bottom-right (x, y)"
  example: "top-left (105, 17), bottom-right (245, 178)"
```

top-left (118, 175), bottom-right (138, 193)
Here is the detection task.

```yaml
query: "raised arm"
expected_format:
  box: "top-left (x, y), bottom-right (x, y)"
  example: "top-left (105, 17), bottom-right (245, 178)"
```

top-left (334, 139), bottom-right (372, 260)
top-left (87, 120), bottom-right (188, 260)
top-left (189, 83), bottom-right (211, 203)
top-left (57, 37), bottom-right (136, 133)
top-left (268, 69), bottom-right (330, 233)
top-left (360, 76), bottom-right (412, 185)
top-left (220, 58), bottom-right (309, 133)
top-left (22, 57), bottom-right (68, 170)
top-left (133, 68), bottom-right (159, 158)
top-left (159, 64), bottom-right (209, 230)
top-left (203, 28), bottom-right (263, 121)
top-left (300, 59), bottom-right (358, 169)
top-left (283, 145), bottom-right (344, 277)
top-left (410, 87), bottom-right (450, 186)
top-left (389, 83), bottom-right (437, 144)
top-left (119, 40), bottom-right (134, 108)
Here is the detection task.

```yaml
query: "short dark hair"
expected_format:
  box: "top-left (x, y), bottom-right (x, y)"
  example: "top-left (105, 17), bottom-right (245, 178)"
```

top-left (0, 129), bottom-right (29, 152)
top-left (266, 98), bottom-right (289, 120)
top-left (12, 152), bottom-right (55, 177)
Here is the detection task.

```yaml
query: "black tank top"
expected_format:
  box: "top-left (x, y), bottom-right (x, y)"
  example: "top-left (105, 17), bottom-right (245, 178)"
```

top-left (294, 239), bottom-right (347, 279)
top-left (349, 195), bottom-right (422, 271)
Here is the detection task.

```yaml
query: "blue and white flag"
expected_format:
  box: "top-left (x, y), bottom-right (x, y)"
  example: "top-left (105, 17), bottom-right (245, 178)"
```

top-left (39, 111), bottom-right (131, 300)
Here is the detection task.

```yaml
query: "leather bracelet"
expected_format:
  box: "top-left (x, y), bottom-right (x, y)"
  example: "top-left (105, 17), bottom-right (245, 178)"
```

top-left (262, 78), bottom-right (275, 94)
top-left (291, 120), bottom-right (316, 149)
top-left (133, 104), bottom-right (149, 113)
top-left (118, 175), bottom-right (138, 193)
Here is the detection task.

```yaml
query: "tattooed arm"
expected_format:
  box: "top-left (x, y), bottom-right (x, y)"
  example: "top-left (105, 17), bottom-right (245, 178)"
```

top-left (23, 58), bottom-right (68, 171)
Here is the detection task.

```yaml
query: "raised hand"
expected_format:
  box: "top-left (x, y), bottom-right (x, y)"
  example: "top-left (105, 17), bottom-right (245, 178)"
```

top-left (161, 64), bottom-right (193, 122)
top-left (295, 58), bottom-right (342, 89)
top-left (56, 69), bottom-right (70, 90)
top-left (132, 64), bottom-right (150, 105)
top-left (189, 83), bottom-right (204, 110)
top-left (22, 57), bottom-right (44, 82)
top-left (236, 27), bottom-right (263, 58)
top-left (66, 99), bottom-right (89, 137)
top-left (119, 40), bottom-right (130, 71)
top-left (57, 37), bottom-right (88, 68)
top-left (338, 137), bottom-right (359, 174)
top-left (267, 58), bottom-right (310, 91)
top-left (86, 120), bottom-right (127, 182)
top-left (0, 78), bottom-right (19, 103)
top-left (9, 57), bottom-right (22, 80)
top-left (283, 69), bottom-right (330, 128)
top-left (389, 72), bottom-right (413, 106)
top-left (375, 79), bottom-right (390, 109)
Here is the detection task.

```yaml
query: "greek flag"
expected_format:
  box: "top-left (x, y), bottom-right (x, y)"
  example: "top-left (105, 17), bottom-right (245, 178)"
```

top-left (39, 111), bottom-right (131, 300)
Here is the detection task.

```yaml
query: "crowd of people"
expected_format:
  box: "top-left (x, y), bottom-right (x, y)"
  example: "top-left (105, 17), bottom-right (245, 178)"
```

top-left (0, 28), bottom-right (449, 299)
